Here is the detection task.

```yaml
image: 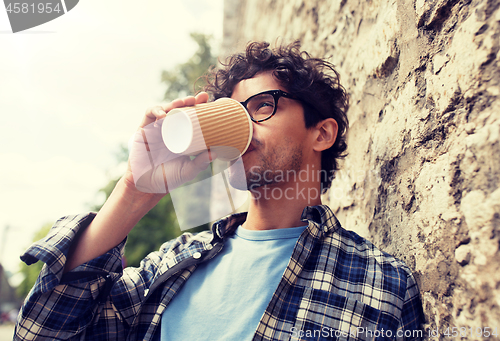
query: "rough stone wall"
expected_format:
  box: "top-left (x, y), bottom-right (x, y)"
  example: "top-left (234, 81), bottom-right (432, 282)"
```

top-left (224, 0), bottom-right (500, 335)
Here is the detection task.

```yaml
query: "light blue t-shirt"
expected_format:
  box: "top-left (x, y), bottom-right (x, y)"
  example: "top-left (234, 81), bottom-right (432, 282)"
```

top-left (160, 224), bottom-right (307, 340)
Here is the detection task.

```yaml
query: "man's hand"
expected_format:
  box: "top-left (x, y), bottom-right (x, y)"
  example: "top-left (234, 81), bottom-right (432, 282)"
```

top-left (124, 92), bottom-right (216, 195)
top-left (64, 92), bottom-right (216, 272)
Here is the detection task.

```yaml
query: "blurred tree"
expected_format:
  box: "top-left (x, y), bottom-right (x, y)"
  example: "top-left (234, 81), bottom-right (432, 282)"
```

top-left (16, 223), bottom-right (52, 298)
top-left (161, 32), bottom-right (218, 101)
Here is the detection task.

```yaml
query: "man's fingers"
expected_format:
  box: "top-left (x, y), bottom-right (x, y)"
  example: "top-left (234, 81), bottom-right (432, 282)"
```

top-left (160, 95), bottom-right (199, 114)
top-left (144, 94), bottom-right (208, 128)
top-left (195, 92), bottom-right (209, 104)
top-left (165, 96), bottom-right (195, 110)
top-left (141, 106), bottom-right (166, 127)
top-left (182, 96), bottom-right (196, 107)
top-left (167, 98), bottom-right (185, 110)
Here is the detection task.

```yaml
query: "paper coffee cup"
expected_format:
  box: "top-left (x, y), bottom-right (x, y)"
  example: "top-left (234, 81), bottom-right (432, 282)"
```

top-left (161, 98), bottom-right (253, 161)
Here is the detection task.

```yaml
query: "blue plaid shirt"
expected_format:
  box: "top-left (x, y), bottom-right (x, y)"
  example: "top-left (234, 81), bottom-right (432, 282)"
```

top-left (15, 205), bottom-right (424, 340)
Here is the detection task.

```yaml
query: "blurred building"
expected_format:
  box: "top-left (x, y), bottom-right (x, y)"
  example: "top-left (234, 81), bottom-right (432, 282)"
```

top-left (0, 264), bottom-right (20, 322)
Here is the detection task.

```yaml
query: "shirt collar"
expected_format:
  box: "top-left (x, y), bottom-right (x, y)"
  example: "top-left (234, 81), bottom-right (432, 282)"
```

top-left (300, 205), bottom-right (341, 234)
top-left (211, 205), bottom-right (341, 239)
top-left (211, 212), bottom-right (248, 239)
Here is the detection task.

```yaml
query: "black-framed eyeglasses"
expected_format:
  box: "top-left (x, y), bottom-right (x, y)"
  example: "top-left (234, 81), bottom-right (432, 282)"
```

top-left (240, 89), bottom-right (299, 123)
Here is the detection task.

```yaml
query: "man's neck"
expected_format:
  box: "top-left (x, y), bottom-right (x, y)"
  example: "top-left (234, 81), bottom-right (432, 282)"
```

top-left (242, 181), bottom-right (322, 231)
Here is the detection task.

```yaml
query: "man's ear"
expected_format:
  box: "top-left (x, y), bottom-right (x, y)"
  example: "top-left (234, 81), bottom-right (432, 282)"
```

top-left (312, 118), bottom-right (338, 152)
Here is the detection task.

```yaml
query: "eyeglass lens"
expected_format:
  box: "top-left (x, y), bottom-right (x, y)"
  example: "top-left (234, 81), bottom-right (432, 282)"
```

top-left (246, 93), bottom-right (276, 121)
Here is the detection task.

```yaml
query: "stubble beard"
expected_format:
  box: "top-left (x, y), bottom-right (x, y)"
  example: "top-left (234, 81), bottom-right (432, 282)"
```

top-left (228, 142), bottom-right (304, 192)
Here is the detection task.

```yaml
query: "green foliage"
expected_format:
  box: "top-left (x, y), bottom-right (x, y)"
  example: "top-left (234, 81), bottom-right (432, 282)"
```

top-left (161, 32), bottom-right (218, 101)
top-left (125, 195), bottom-right (181, 266)
top-left (16, 223), bottom-right (52, 298)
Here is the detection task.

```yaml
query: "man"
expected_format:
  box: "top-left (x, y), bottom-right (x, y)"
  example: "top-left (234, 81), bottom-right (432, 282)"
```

top-left (15, 41), bottom-right (424, 340)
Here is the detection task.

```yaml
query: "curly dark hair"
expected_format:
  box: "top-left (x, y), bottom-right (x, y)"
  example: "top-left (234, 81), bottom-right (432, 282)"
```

top-left (204, 41), bottom-right (349, 193)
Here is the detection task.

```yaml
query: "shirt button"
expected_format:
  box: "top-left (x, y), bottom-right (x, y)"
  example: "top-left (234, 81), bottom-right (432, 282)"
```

top-left (193, 252), bottom-right (202, 259)
top-left (206, 243), bottom-right (213, 250)
top-left (323, 226), bottom-right (328, 233)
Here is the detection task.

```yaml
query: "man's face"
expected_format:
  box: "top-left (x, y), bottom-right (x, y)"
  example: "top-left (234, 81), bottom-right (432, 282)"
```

top-left (228, 71), bottom-right (318, 192)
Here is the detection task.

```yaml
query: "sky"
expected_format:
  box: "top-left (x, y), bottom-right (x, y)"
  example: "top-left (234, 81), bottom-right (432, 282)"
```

top-left (0, 0), bottom-right (223, 285)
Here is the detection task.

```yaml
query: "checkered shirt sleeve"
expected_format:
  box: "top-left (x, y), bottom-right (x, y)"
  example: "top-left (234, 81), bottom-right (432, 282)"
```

top-left (14, 213), bottom-right (125, 340)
